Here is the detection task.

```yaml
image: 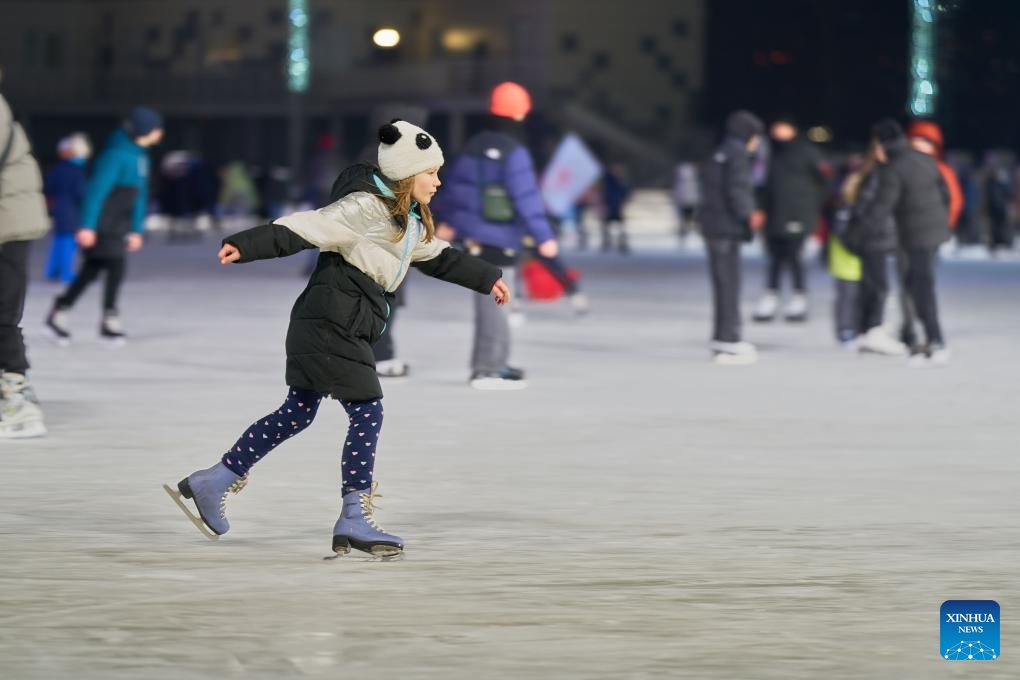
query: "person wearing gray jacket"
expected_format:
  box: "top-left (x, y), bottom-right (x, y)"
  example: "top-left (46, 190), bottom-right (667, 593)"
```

top-left (699, 110), bottom-right (764, 364)
top-left (0, 88), bottom-right (50, 438)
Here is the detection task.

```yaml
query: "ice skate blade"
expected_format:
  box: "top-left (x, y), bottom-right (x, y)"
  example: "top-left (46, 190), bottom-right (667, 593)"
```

top-left (100, 337), bottom-right (126, 349)
top-left (162, 484), bottom-right (220, 541)
top-left (324, 550), bottom-right (404, 562)
top-left (332, 536), bottom-right (403, 558)
top-left (0, 420), bottom-right (47, 439)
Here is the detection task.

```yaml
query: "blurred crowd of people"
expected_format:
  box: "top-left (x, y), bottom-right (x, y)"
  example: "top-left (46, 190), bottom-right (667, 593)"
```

top-left (693, 110), bottom-right (975, 366)
top-left (4, 73), bottom-right (1018, 438)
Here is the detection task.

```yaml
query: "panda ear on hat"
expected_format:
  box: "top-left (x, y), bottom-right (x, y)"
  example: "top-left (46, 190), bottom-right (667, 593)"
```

top-left (378, 121), bottom-right (403, 145)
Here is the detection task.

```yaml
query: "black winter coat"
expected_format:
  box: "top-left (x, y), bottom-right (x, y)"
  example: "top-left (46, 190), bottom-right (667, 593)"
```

top-left (224, 164), bottom-right (501, 402)
top-left (762, 137), bottom-right (827, 239)
top-left (699, 137), bottom-right (756, 240)
top-left (838, 170), bottom-right (897, 255)
top-left (858, 137), bottom-right (949, 251)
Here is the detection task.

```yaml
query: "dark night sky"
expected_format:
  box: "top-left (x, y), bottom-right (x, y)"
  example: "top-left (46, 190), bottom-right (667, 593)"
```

top-left (705, 0), bottom-right (1020, 152)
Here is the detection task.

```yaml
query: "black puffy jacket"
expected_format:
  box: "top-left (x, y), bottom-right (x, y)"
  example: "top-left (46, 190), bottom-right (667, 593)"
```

top-left (762, 136), bottom-right (827, 239)
top-left (858, 137), bottom-right (950, 251)
top-left (224, 164), bottom-right (500, 401)
top-left (699, 111), bottom-right (763, 240)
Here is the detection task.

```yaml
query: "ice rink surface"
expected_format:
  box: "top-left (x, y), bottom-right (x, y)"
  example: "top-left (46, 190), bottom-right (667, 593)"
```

top-left (3, 235), bottom-right (1019, 679)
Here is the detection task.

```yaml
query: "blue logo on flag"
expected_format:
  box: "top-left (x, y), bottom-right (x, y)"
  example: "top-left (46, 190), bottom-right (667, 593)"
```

top-left (941, 600), bottom-right (999, 660)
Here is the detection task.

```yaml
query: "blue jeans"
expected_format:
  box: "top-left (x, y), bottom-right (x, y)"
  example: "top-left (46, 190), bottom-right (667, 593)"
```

top-left (46, 235), bottom-right (77, 284)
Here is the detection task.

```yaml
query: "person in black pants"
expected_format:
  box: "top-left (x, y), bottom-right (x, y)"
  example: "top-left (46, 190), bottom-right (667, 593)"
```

top-left (754, 116), bottom-right (828, 323)
top-left (46, 107), bottom-right (164, 346)
top-left (698, 110), bottom-right (764, 364)
top-left (1, 90), bottom-right (51, 438)
top-left (858, 119), bottom-right (951, 365)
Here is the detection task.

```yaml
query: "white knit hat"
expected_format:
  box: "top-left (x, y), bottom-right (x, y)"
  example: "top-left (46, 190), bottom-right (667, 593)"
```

top-left (377, 120), bottom-right (444, 181)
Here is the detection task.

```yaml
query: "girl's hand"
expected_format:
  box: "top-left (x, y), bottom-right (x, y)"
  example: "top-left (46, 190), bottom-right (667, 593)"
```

top-left (126, 233), bottom-right (144, 252)
top-left (218, 243), bottom-right (241, 264)
top-left (491, 279), bottom-right (511, 305)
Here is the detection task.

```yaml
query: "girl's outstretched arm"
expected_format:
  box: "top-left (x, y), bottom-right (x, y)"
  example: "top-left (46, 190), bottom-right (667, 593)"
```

top-left (411, 243), bottom-right (502, 296)
top-left (220, 223), bottom-right (315, 263)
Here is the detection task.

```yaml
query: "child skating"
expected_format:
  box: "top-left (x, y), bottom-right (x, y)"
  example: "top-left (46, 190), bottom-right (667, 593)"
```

top-left (164, 121), bottom-right (508, 556)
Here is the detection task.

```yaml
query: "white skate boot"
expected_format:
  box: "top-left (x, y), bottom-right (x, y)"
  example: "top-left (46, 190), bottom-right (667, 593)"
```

top-left (0, 372), bottom-right (47, 439)
top-left (784, 293), bottom-right (808, 322)
top-left (752, 291), bottom-right (779, 322)
top-left (710, 340), bottom-right (759, 365)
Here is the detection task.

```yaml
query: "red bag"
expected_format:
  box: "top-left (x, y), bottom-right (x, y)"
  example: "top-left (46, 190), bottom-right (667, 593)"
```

top-left (521, 260), bottom-right (580, 301)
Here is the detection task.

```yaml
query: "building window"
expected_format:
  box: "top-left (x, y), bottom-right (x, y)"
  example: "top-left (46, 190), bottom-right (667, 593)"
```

top-left (44, 33), bottom-right (63, 68)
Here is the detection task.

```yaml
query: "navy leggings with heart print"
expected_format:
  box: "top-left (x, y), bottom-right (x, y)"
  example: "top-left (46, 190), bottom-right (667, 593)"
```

top-left (220, 387), bottom-right (383, 495)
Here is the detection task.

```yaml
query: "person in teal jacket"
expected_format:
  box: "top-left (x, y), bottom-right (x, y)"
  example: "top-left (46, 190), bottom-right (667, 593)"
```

top-left (46, 107), bottom-right (163, 346)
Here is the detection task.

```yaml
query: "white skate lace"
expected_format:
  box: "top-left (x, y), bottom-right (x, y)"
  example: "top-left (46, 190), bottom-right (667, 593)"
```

top-left (359, 482), bottom-right (386, 531)
top-left (218, 476), bottom-right (250, 518)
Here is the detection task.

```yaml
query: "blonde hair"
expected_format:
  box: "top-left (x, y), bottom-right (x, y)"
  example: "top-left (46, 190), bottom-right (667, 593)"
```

top-left (386, 176), bottom-right (436, 243)
top-left (842, 142), bottom-right (882, 205)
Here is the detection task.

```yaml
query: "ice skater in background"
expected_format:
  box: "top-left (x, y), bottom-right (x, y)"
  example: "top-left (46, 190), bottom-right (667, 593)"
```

top-left (45, 107), bottom-right (163, 346)
top-left (699, 110), bottom-right (765, 364)
top-left (165, 120), bottom-right (508, 557)
top-left (43, 133), bottom-right (90, 283)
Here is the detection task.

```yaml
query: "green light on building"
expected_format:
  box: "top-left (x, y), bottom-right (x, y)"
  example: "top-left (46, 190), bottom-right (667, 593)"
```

top-left (288, 0), bottom-right (310, 93)
top-left (909, 0), bottom-right (936, 116)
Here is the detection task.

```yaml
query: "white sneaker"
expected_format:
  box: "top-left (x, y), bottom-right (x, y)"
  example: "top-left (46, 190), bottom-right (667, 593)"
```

top-left (907, 350), bottom-right (930, 368)
top-left (376, 358), bottom-right (409, 378)
top-left (569, 293), bottom-right (590, 316)
top-left (784, 293), bottom-right (808, 321)
top-left (0, 373), bottom-right (46, 439)
top-left (929, 344), bottom-right (951, 366)
top-left (752, 292), bottom-right (779, 322)
top-left (858, 327), bottom-right (907, 356)
top-left (710, 340), bottom-right (759, 365)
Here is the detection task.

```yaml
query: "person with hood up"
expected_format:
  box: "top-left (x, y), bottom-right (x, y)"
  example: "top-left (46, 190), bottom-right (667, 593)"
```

top-left (699, 110), bottom-right (765, 364)
top-left (45, 106), bottom-right (163, 346)
top-left (164, 120), bottom-right (509, 557)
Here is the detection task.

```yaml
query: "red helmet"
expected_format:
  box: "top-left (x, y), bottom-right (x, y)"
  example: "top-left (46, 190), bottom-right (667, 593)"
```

top-left (489, 82), bottom-right (532, 121)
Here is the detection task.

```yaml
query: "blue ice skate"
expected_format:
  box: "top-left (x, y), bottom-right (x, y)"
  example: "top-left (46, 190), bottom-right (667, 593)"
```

top-left (163, 463), bottom-right (248, 540)
top-left (332, 483), bottom-right (404, 556)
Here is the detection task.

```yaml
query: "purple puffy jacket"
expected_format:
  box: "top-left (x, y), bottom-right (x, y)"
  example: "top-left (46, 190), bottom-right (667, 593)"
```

top-left (432, 131), bottom-right (554, 251)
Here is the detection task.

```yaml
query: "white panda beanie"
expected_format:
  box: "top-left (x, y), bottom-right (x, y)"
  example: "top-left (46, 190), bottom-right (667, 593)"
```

top-left (377, 119), bottom-right (444, 181)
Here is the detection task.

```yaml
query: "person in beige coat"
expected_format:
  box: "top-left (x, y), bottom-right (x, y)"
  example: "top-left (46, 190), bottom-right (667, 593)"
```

top-left (0, 88), bottom-right (50, 438)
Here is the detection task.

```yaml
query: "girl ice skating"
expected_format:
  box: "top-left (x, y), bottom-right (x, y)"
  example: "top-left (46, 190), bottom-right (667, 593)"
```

top-left (165, 120), bottom-right (509, 556)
